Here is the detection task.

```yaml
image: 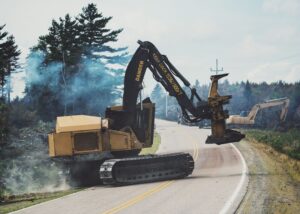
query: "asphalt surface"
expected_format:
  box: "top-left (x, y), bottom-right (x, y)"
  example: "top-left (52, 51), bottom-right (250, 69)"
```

top-left (12, 119), bottom-right (248, 214)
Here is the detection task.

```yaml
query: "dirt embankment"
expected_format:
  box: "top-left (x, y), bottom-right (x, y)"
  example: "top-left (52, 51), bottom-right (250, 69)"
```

top-left (235, 140), bottom-right (300, 214)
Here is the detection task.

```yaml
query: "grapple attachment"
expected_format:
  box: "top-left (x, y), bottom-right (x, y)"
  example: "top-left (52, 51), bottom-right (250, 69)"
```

top-left (206, 74), bottom-right (245, 144)
top-left (206, 129), bottom-right (245, 145)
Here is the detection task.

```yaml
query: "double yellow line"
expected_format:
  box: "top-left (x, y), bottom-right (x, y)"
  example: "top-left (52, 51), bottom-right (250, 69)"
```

top-left (102, 135), bottom-right (199, 214)
top-left (102, 181), bottom-right (174, 214)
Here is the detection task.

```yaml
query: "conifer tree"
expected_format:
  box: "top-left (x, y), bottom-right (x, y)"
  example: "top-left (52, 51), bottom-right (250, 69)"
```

top-left (194, 80), bottom-right (201, 93)
top-left (0, 24), bottom-right (20, 143)
top-left (34, 14), bottom-right (81, 72)
top-left (244, 80), bottom-right (253, 110)
top-left (0, 25), bottom-right (20, 99)
top-left (151, 84), bottom-right (166, 118)
top-left (77, 3), bottom-right (125, 61)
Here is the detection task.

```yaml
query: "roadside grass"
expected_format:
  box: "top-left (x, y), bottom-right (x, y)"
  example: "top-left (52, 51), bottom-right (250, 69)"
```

top-left (244, 129), bottom-right (300, 182)
top-left (245, 129), bottom-right (300, 160)
top-left (139, 132), bottom-right (161, 155)
top-left (0, 189), bottom-right (81, 214)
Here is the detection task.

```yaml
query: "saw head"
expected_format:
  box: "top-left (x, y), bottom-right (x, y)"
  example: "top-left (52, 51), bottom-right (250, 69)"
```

top-left (205, 74), bottom-right (245, 145)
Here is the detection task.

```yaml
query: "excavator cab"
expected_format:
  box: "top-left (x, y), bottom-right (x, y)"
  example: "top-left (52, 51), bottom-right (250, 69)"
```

top-left (105, 98), bottom-right (156, 151)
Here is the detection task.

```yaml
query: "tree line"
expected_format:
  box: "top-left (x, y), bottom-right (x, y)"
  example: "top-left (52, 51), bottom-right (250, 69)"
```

top-left (150, 80), bottom-right (300, 128)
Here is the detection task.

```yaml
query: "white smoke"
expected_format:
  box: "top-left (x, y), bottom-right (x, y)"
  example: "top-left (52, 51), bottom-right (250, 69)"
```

top-left (1, 122), bottom-right (70, 195)
top-left (25, 51), bottom-right (126, 116)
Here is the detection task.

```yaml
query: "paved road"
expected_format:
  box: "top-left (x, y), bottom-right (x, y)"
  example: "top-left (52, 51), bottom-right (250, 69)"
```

top-left (13, 119), bottom-right (248, 214)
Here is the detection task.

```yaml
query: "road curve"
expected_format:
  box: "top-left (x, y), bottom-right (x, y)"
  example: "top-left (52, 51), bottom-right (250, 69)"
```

top-left (12, 119), bottom-right (248, 214)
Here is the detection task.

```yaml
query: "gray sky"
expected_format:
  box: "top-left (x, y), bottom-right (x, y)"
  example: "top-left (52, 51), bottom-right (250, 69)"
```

top-left (1, 0), bottom-right (300, 98)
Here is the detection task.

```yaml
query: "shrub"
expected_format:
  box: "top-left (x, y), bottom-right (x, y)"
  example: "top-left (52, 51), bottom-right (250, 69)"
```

top-left (9, 98), bottom-right (38, 129)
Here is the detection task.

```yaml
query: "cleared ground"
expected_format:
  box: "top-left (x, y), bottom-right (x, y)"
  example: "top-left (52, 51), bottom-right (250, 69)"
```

top-left (11, 119), bottom-right (247, 214)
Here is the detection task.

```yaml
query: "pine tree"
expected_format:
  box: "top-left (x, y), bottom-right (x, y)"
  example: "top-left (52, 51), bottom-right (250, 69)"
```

top-left (33, 14), bottom-right (81, 72)
top-left (77, 3), bottom-right (124, 61)
top-left (151, 84), bottom-right (166, 118)
top-left (150, 84), bottom-right (164, 101)
top-left (0, 25), bottom-right (8, 97)
top-left (193, 80), bottom-right (201, 104)
top-left (26, 4), bottom-right (128, 120)
top-left (71, 3), bottom-right (128, 115)
top-left (194, 80), bottom-right (201, 93)
top-left (243, 80), bottom-right (253, 110)
top-left (0, 25), bottom-right (20, 99)
top-left (30, 14), bottom-right (82, 117)
top-left (0, 97), bottom-right (9, 144)
top-left (0, 24), bottom-right (20, 143)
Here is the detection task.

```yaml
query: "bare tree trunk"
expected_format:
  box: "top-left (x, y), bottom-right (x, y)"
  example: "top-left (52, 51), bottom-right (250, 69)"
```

top-left (7, 75), bottom-right (11, 103)
top-left (61, 51), bottom-right (68, 115)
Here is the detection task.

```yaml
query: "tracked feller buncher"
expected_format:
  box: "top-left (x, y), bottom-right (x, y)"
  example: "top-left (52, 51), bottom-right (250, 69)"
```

top-left (48, 41), bottom-right (245, 185)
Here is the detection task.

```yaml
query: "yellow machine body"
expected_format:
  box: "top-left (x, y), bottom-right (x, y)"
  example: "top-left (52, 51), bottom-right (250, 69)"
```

top-left (48, 103), bottom-right (154, 157)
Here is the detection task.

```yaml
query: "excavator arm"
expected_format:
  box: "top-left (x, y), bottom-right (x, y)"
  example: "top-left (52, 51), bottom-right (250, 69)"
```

top-left (119, 40), bottom-right (244, 144)
top-left (227, 97), bottom-right (290, 125)
top-left (123, 41), bottom-right (209, 121)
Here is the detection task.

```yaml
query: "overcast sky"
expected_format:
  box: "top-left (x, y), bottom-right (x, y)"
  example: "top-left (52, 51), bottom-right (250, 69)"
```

top-left (1, 0), bottom-right (300, 98)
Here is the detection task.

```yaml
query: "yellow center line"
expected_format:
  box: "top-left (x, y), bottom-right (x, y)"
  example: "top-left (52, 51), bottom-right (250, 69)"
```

top-left (101, 131), bottom-right (199, 214)
top-left (102, 181), bottom-right (174, 214)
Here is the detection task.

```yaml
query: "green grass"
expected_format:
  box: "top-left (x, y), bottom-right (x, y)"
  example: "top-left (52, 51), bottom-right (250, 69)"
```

top-left (139, 133), bottom-right (161, 155)
top-left (0, 189), bottom-right (81, 214)
top-left (245, 129), bottom-right (300, 160)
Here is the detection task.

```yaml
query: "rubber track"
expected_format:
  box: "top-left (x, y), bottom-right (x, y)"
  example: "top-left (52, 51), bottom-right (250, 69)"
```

top-left (100, 153), bottom-right (194, 185)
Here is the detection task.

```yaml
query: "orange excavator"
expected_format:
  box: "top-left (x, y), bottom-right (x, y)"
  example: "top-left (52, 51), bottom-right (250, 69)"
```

top-left (48, 41), bottom-right (245, 185)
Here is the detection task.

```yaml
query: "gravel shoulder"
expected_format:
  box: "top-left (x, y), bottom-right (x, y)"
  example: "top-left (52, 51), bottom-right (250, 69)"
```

top-left (235, 140), bottom-right (300, 214)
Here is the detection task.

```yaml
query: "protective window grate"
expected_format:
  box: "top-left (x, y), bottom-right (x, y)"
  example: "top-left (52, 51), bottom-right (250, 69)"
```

top-left (74, 132), bottom-right (98, 151)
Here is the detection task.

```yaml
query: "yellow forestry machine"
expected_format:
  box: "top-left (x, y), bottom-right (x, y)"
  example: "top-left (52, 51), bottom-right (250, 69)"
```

top-left (48, 41), bottom-right (245, 185)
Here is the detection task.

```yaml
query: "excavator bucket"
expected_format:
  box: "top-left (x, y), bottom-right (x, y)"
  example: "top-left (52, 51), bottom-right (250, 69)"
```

top-left (205, 74), bottom-right (245, 145)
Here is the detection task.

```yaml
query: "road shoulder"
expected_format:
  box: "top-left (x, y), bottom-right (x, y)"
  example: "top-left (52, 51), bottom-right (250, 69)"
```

top-left (235, 140), bottom-right (300, 214)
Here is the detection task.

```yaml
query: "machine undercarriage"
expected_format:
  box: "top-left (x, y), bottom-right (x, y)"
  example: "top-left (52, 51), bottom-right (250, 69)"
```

top-left (100, 153), bottom-right (194, 185)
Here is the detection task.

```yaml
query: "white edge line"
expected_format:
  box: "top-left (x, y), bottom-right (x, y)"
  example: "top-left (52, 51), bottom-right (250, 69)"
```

top-left (219, 143), bottom-right (248, 214)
